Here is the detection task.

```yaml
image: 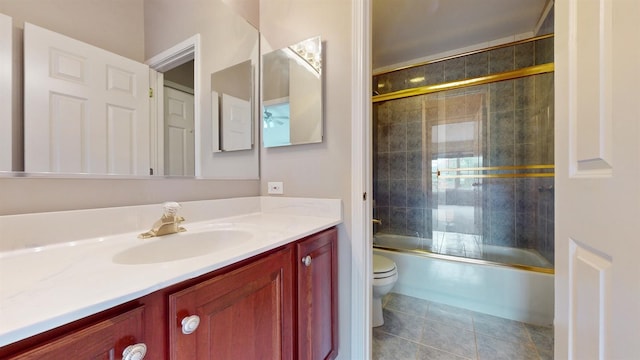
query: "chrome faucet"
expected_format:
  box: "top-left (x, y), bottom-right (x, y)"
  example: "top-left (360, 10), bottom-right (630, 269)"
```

top-left (139, 202), bottom-right (186, 239)
top-left (372, 218), bottom-right (382, 225)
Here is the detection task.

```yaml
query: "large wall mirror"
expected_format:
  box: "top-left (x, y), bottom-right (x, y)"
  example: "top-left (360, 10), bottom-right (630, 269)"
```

top-left (262, 36), bottom-right (323, 148)
top-left (0, 0), bottom-right (259, 179)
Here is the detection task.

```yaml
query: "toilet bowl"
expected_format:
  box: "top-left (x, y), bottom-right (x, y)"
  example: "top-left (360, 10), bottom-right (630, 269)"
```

top-left (372, 254), bottom-right (398, 327)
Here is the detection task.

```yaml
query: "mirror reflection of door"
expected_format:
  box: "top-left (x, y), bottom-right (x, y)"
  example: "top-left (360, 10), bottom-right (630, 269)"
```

top-left (23, 23), bottom-right (150, 175)
top-left (163, 61), bottom-right (195, 176)
top-left (211, 59), bottom-right (254, 152)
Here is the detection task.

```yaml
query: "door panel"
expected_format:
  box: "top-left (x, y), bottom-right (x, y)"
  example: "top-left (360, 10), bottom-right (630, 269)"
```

top-left (556, 0), bottom-right (640, 358)
top-left (49, 93), bottom-right (86, 173)
top-left (0, 13), bottom-right (11, 171)
top-left (569, 240), bottom-right (612, 359)
top-left (24, 22), bottom-right (149, 175)
top-left (164, 86), bottom-right (194, 176)
top-left (107, 105), bottom-right (137, 174)
top-left (221, 93), bottom-right (252, 151)
top-left (571, 0), bottom-right (613, 174)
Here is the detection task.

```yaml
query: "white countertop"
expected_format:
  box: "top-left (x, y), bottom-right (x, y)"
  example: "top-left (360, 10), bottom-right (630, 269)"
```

top-left (0, 197), bottom-right (342, 347)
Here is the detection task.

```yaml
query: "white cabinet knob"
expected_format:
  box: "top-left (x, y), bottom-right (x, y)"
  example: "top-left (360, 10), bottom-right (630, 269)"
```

top-left (122, 343), bottom-right (147, 360)
top-left (302, 255), bottom-right (312, 267)
top-left (181, 315), bottom-right (201, 335)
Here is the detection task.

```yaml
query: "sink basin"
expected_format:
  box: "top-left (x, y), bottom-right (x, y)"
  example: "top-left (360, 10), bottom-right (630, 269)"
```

top-left (113, 228), bottom-right (255, 265)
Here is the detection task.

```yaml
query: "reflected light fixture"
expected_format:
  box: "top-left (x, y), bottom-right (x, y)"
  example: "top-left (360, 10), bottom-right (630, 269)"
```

top-left (289, 37), bottom-right (321, 74)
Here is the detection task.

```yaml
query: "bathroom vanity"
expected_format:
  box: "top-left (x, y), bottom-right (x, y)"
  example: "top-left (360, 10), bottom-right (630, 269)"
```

top-left (0, 197), bottom-right (341, 359)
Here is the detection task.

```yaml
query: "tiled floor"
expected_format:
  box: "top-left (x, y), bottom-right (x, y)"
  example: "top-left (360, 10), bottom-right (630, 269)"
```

top-left (373, 293), bottom-right (554, 360)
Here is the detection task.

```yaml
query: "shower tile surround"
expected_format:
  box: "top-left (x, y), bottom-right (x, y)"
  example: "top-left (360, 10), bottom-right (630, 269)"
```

top-left (373, 37), bottom-right (554, 265)
top-left (373, 293), bottom-right (554, 360)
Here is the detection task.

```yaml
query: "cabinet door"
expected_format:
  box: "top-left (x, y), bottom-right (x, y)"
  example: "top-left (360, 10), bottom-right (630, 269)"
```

top-left (169, 247), bottom-right (294, 360)
top-left (9, 307), bottom-right (145, 360)
top-left (297, 227), bottom-right (338, 360)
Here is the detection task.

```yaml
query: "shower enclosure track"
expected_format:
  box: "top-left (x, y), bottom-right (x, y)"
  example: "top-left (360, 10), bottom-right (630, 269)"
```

top-left (373, 244), bottom-right (554, 274)
top-left (372, 63), bottom-right (554, 103)
top-left (372, 34), bottom-right (555, 104)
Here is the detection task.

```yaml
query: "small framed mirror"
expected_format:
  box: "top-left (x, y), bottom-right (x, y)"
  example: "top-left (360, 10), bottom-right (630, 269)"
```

top-left (262, 36), bottom-right (323, 148)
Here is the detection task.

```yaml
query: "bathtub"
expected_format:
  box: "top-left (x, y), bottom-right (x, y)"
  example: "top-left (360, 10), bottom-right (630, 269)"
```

top-left (373, 233), bottom-right (554, 325)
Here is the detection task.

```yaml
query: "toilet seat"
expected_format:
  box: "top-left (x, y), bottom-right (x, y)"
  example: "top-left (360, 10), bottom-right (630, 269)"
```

top-left (373, 254), bottom-right (397, 279)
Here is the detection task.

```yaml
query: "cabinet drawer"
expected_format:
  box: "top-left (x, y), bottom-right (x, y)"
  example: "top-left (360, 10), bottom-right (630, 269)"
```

top-left (8, 306), bottom-right (145, 360)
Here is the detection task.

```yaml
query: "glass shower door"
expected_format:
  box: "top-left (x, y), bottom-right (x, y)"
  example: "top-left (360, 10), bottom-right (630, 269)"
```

top-left (430, 87), bottom-right (487, 260)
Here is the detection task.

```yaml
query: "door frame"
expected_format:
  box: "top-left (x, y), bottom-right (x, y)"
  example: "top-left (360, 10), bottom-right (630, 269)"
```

top-left (350, 0), bottom-right (372, 359)
top-left (146, 34), bottom-right (201, 177)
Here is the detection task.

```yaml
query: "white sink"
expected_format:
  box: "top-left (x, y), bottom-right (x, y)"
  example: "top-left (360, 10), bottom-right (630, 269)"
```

top-left (113, 228), bottom-right (255, 265)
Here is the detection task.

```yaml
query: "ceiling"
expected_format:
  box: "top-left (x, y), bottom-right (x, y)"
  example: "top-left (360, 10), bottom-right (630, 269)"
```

top-left (372, 0), bottom-right (549, 71)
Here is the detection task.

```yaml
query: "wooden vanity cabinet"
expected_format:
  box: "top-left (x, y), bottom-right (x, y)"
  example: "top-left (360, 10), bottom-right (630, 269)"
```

top-left (166, 227), bottom-right (338, 360)
top-left (168, 246), bottom-right (295, 360)
top-left (0, 227), bottom-right (338, 360)
top-left (296, 227), bottom-right (338, 360)
top-left (5, 306), bottom-right (145, 360)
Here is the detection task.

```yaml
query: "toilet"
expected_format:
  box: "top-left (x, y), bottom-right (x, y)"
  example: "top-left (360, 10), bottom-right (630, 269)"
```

top-left (372, 254), bottom-right (398, 327)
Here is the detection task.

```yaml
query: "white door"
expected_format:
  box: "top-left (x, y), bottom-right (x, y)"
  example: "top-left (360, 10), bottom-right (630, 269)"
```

top-left (555, 1), bottom-right (640, 359)
top-left (23, 23), bottom-right (149, 175)
top-left (164, 86), bottom-right (195, 176)
top-left (221, 93), bottom-right (251, 151)
top-left (0, 13), bottom-right (12, 171)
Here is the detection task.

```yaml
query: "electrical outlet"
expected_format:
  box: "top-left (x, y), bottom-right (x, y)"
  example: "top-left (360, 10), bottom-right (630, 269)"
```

top-left (267, 181), bottom-right (284, 194)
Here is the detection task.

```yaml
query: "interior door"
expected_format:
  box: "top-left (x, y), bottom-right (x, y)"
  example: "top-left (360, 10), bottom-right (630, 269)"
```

top-left (164, 86), bottom-right (195, 176)
top-left (555, 0), bottom-right (640, 359)
top-left (23, 22), bottom-right (149, 175)
top-left (220, 93), bottom-right (252, 151)
top-left (0, 13), bottom-right (12, 171)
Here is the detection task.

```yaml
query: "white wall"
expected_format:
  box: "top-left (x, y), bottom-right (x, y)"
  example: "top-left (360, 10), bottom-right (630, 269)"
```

top-left (0, 0), bottom-right (146, 62)
top-left (223, 0), bottom-right (259, 29)
top-left (260, 0), bottom-right (354, 357)
top-left (0, 177), bottom-right (259, 215)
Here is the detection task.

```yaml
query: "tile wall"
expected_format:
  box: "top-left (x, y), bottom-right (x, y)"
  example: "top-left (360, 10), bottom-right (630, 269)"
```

top-left (373, 37), bottom-right (555, 264)
top-left (374, 37), bottom-right (554, 95)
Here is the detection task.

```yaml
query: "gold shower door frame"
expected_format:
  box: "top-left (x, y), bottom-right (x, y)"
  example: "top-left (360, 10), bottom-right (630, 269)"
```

top-left (372, 41), bottom-right (555, 268)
